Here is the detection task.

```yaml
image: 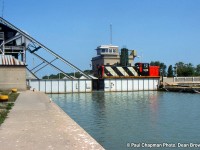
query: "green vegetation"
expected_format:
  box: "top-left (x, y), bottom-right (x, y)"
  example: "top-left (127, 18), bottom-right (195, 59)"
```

top-left (196, 64), bottom-right (200, 75)
top-left (42, 62), bottom-right (200, 78)
top-left (167, 65), bottom-right (173, 77)
top-left (150, 61), bottom-right (167, 76)
top-left (151, 61), bottom-right (200, 77)
top-left (0, 92), bottom-right (19, 125)
top-left (175, 62), bottom-right (195, 77)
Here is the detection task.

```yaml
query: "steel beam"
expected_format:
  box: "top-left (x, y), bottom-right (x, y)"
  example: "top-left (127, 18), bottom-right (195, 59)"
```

top-left (28, 50), bottom-right (72, 79)
top-left (26, 67), bottom-right (39, 79)
top-left (31, 61), bottom-right (45, 71)
top-left (4, 34), bottom-right (22, 45)
top-left (29, 46), bottom-right (41, 53)
top-left (33, 58), bottom-right (58, 73)
top-left (0, 17), bottom-right (91, 79)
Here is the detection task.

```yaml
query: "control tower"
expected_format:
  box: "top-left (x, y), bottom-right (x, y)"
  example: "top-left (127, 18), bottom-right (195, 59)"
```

top-left (92, 45), bottom-right (119, 67)
top-left (91, 45), bottom-right (134, 75)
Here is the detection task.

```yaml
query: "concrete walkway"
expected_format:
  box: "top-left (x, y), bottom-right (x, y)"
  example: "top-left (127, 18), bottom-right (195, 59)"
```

top-left (0, 91), bottom-right (104, 150)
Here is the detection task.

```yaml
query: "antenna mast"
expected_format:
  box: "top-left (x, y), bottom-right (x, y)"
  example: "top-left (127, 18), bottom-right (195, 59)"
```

top-left (110, 24), bottom-right (112, 45)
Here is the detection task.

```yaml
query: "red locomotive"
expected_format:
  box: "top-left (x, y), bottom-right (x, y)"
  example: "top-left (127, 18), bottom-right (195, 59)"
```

top-left (97, 63), bottom-right (160, 78)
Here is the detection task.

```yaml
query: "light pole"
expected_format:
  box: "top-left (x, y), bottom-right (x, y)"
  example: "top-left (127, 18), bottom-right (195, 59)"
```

top-left (173, 65), bottom-right (178, 77)
top-left (160, 69), bottom-right (164, 82)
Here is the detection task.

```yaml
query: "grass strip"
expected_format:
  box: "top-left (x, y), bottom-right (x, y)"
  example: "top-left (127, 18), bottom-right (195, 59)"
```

top-left (0, 92), bottom-right (19, 125)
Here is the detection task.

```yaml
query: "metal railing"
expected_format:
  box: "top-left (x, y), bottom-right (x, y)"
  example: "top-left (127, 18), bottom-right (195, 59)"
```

top-left (174, 77), bottom-right (200, 82)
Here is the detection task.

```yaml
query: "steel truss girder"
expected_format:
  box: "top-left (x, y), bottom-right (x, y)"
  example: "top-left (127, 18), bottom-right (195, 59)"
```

top-left (31, 61), bottom-right (45, 71)
top-left (26, 67), bottom-right (39, 79)
top-left (0, 17), bottom-right (91, 79)
top-left (4, 34), bottom-right (22, 45)
top-left (29, 46), bottom-right (41, 53)
top-left (33, 58), bottom-right (58, 73)
top-left (28, 49), bottom-right (72, 79)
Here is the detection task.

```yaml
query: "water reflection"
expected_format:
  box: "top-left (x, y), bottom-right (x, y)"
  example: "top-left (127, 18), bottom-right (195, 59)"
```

top-left (49, 92), bottom-right (200, 150)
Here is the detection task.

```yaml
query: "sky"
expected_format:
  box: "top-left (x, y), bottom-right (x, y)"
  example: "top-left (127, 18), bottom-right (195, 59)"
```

top-left (1, 0), bottom-right (200, 74)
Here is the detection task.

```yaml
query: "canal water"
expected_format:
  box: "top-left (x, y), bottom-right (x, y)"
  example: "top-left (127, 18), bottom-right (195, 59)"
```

top-left (49, 92), bottom-right (200, 150)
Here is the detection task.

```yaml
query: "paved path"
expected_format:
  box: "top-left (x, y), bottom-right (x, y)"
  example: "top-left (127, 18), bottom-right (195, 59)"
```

top-left (0, 91), bottom-right (104, 150)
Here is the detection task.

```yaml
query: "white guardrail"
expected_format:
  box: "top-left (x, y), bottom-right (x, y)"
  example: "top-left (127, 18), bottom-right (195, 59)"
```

top-left (174, 77), bottom-right (200, 82)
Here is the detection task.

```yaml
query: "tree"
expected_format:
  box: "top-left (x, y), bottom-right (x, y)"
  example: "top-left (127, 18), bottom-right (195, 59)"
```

top-left (195, 64), bottom-right (200, 76)
top-left (150, 61), bottom-right (167, 76)
top-left (175, 62), bottom-right (195, 76)
top-left (167, 65), bottom-right (173, 77)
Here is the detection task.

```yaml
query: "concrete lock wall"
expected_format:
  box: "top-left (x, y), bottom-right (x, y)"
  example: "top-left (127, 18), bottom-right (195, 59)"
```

top-left (0, 66), bottom-right (26, 91)
top-left (27, 79), bottom-right (92, 93)
top-left (103, 78), bottom-right (160, 92)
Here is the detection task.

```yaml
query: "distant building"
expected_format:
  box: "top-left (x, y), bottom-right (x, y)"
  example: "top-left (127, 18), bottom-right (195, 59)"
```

top-left (91, 45), bottom-right (135, 74)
